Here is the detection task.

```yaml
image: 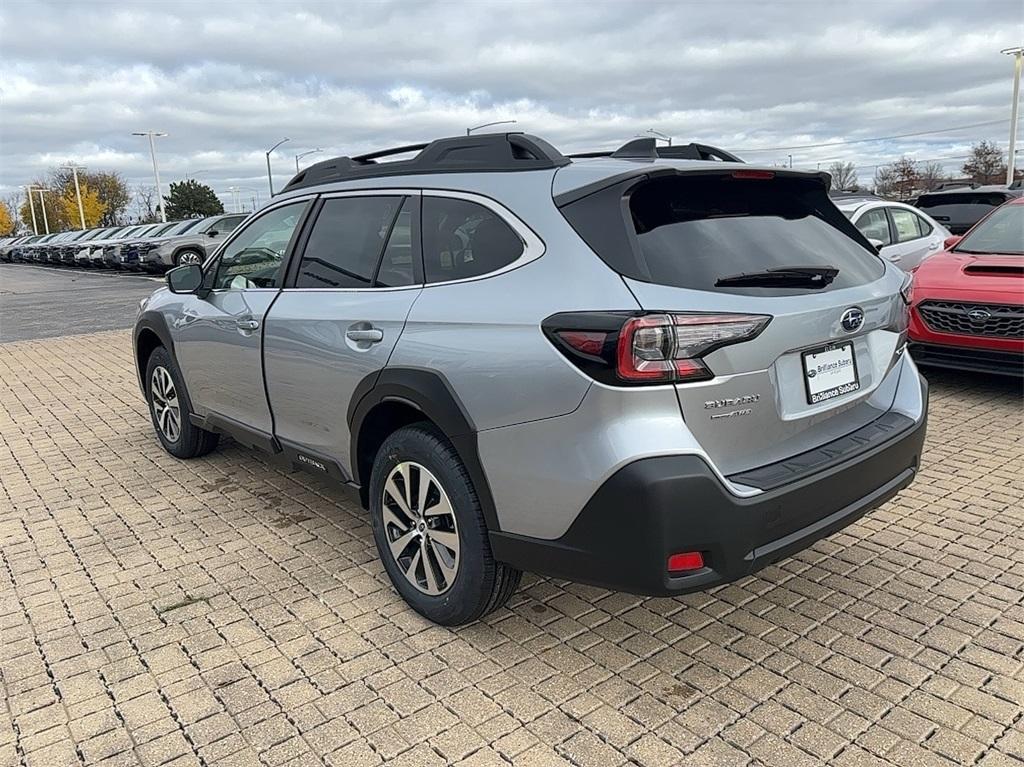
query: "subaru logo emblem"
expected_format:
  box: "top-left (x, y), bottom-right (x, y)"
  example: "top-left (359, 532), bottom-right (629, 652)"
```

top-left (840, 307), bottom-right (864, 333)
top-left (967, 308), bottom-right (991, 324)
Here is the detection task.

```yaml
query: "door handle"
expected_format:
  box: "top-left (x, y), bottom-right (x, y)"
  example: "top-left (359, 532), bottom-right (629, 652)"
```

top-left (928, 241), bottom-right (940, 250)
top-left (346, 327), bottom-right (384, 343)
top-left (236, 318), bottom-right (261, 332)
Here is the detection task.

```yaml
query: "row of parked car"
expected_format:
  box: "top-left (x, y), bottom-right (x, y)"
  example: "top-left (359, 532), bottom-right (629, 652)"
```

top-left (0, 212), bottom-right (249, 271)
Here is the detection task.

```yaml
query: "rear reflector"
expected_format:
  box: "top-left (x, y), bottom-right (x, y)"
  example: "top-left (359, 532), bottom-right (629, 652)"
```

top-left (667, 551), bottom-right (705, 572)
top-left (731, 169), bottom-right (775, 180)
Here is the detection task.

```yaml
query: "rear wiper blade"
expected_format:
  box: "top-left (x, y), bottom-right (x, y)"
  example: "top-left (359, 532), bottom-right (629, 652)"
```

top-left (715, 266), bottom-right (839, 288)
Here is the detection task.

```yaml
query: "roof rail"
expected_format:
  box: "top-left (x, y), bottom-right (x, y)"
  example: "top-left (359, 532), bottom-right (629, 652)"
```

top-left (283, 133), bottom-right (570, 192)
top-left (567, 138), bottom-right (743, 163)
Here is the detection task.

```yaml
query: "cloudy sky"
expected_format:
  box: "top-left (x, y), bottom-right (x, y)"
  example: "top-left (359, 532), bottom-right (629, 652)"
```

top-left (1, 0), bottom-right (1021, 215)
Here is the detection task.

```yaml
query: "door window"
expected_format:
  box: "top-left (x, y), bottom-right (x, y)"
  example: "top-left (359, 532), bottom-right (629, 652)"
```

top-left (889, 208), bottom-right (923, 242)
top-left (213, 203), bottom-right (306, 289)
top-left (855, 208), bottom-right (891, 245)
top-left (422, 197), bottom-right (524, 283)
top-left (294, 196), bottom-right (408, 288)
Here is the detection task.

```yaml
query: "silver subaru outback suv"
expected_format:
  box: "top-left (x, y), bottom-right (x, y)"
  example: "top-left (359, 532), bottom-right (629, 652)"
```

top-left (134, 133), bottom-right (928, 625)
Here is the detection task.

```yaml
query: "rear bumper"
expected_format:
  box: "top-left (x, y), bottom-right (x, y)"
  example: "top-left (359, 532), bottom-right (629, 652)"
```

top-left (490, 379), bottom-right (928, 596)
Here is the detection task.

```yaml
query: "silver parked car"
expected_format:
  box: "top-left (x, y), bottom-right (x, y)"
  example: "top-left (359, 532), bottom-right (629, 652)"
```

top-left (134, 133), bottom-right (928, 625)
top-left (139, 213), bottom-right (249, 271)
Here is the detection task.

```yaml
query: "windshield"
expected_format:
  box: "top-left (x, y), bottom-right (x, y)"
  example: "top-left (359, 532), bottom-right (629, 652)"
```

top-left (954, 204), bottom-right (1023, 256)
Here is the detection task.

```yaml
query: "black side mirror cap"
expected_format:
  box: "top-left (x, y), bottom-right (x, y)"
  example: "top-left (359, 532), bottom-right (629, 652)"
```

top-left (207, 230), bottom-right (218, 237)
top-left (167, 263), bottom-right (203, 294)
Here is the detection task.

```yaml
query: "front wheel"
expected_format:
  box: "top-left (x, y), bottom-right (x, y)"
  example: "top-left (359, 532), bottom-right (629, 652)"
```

top-left (175, 249), bottom-right (204, 267)
top-left (145, 346), bottom-right (220, 459)
top-left (369, 424), bottom-right (521, 625)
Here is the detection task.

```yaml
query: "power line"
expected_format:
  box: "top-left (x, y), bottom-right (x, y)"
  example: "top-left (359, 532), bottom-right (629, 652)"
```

top-left (739, 120), bottom-right (1007, 153)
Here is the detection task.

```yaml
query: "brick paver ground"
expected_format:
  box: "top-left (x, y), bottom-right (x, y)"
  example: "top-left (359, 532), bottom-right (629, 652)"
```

top-left (1, 329), bottom-right (1021, 767)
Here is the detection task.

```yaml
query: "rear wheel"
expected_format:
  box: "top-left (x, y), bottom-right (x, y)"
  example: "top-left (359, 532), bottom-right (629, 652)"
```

top-left (369, 424), bottom-right (521, 625)
top-left (145, 346), bottom-right (219, 459)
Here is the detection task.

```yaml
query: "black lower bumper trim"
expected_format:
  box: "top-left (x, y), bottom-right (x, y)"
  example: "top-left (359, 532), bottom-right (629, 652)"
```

top-left (909, 342), bottom-right (1023, 377)
top-left (491, 386), bottom-right (928, 596)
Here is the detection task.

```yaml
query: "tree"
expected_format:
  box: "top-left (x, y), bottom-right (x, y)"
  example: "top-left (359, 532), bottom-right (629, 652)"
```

top-left (163, 179), bottom-right (224, 219)
top-left (828, 161), bottom-right (859, 192)
top-left (874, 157), bottom-right (920, 199)
top-left (918, 162), bottom-right (948, 192)
top-left (0, 201), bottom-right (14, 236)
top-left (962, 141), bottom-right (1006, 185)
top-left (19, 179), bottom-right (73, 233)
top-left (51, 168), bottom-right (131, 226)
top-left (134, 185), bottom-right (162, 223)
top-left (59, 182), bottom-right (107, 228)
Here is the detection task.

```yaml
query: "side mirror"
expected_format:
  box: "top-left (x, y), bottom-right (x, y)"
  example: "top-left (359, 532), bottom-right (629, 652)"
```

top-left (868, 238), bottom-right (885, 251)
top-left (167, 263), bottom-right (203, 294)
top-left (206, 230), bottom-right (219, 238)
top-left (943, 235), bottom-right (962, 250)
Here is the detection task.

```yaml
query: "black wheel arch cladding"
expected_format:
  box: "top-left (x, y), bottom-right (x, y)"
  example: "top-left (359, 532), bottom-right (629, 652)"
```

top-left (349, 367), bottom-right (502, 532)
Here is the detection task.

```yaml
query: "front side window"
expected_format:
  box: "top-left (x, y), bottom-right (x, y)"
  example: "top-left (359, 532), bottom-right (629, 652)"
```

top-left (889, 208), bottom-right (922, 242)
top-left (213, 202), bottom-right (306, 289)
top-left (422, 197), bottom-right (524, 283)
top-left (855, 208), bottom-right (891, 245)
top-left (295, 196), bottom-right (407, 289)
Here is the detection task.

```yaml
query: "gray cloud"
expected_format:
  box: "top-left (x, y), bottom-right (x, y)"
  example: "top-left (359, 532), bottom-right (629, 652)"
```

top-left (0, 0), bottom-right (1021, 214)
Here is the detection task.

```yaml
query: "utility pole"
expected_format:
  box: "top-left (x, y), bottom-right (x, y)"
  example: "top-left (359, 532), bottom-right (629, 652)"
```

top-left (266, 138), bottom-right (290, 197)
top-left (1002, 47), bottom-right (1024, 185)
top-left (788, 154), bottom-right (794, 168)
top-left (62, 164), bottom-right (87, 230)
top-left (25, 186), bottom-right (39, 235)
top-left (132, 131), bottom-right (168, 222)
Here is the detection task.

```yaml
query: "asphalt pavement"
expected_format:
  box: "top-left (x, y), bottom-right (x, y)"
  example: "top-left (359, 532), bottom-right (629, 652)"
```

top-left (0, 264), bottom-right (163, 342)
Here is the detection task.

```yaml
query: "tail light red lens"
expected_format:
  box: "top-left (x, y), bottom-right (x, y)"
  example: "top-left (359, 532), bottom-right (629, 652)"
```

top-left (545, 311), bottom-right (771, 386)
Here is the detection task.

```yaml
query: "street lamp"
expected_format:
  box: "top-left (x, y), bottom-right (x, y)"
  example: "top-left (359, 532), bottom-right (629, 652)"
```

top-left (295, 148), bottom-right (323, 172)
top-left (1002, 46), bottom-right (1024, 185)
top-left (266, 137), bottom-right (290, 197)
top-left (466, 120), bottom-right (517, 135)
top-left (132, 131), bottom-right (168, 223)
top-left (61, 163), bottom-right (87, 230)
top-left (33, 188), bottom-right (51, 234)
top-left (24, 186), bottom-right (39, 235)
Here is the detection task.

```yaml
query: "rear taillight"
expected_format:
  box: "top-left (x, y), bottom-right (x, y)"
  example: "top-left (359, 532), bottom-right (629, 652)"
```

top-left (544, 311), bottom-right (771, 386)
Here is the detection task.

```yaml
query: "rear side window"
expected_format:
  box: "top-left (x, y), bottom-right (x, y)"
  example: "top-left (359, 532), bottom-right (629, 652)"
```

top-left (620, 174), bottom-right (884, 293)
top-left (889, 208), bottom-right (923, 242)
top-left (295, 196), bottom-right (404, 289)
top-left (422, 197), bottom-right (523, 284)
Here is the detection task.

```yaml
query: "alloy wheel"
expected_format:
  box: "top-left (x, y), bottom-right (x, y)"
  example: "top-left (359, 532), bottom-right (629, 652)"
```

top-left (178, 251), bottom-right (202, 266)
top-left (150, 366), bottom-right (181, 442)
top-left (381, 461), bottom-right (460, 595)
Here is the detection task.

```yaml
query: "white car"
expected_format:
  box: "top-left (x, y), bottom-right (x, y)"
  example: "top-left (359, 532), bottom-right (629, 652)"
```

top-left (834, 195), bottom-right (951, 271)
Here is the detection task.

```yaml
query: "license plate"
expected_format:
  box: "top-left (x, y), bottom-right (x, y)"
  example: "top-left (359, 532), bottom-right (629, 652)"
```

top-left (802, 343), bottom-right (860, 404)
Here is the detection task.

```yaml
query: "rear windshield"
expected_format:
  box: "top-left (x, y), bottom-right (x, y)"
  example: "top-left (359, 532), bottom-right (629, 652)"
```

top-left (622, 175), bottom-right (884, 293)
top-left (954, 204), bottom-right (1023, 255)
top-left (918, 192), bottom-right (1009, 208)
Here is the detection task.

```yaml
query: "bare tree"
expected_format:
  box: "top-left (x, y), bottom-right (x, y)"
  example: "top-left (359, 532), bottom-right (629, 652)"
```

top-left (827, 161), bottom-right (859, 192)
top-left (874, 157), bottom-right (920, 199)
top-left (918, 162), bottom-right (948, 192)
top-left (962, 140), bottom-right (1006, 185)
top-left (134, 185), bottom-right (161, 223)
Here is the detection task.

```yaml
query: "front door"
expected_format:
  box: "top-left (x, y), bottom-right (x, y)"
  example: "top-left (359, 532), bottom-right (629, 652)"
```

top-left (264, 193), bottom-right (421, 473)
top-left (174, 200), bottom-right (310, 436)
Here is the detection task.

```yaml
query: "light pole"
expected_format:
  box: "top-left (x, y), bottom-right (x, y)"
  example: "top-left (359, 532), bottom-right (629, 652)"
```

top-left (132, 131), bottom-right (168, 223)
top-left (644, 129), bottom-right (673, 146)
top-left (35, 189), bottom-right (51, 234)
top-left (62, 163), bottom-right (87, 230)
top-left (266, 138), bottom-right (290, 197)
top-left (788, 154), bottom-right (794, 168)
top-left (466, 120), bottom-right (517, 135)
top-left (24, 186), bottom-right (39, 235)
top-left (295, 148), bottom-right (323, 172)
top-left (1002, 47), bottom-right (1024, 185)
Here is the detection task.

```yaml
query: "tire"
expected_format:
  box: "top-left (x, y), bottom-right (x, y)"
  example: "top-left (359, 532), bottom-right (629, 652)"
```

top-left (144, 346), bottom-right (220, 459)
top-left (175, 249), bottom-right (204, 267)
top-left (369, 423), bottom-right (521, 625)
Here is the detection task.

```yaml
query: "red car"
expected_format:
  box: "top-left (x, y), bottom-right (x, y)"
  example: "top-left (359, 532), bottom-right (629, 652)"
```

top-left (908, 197), bottom-right (1023, 376)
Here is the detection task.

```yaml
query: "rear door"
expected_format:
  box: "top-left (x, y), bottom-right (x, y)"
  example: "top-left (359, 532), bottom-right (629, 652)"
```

top-left (885, 207), bottom-right (941, 270)
top-left (173, 201), bottom-right (311, 437)
top-left (263, 192), bottom-right (422, 474)
top-left (562, 170), bottom-right (907, 475)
